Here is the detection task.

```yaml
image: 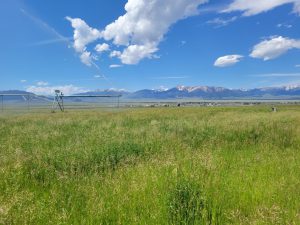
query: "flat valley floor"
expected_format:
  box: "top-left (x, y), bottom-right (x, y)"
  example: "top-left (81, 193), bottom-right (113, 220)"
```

top-left (1, 106), bottom-right (300, 224)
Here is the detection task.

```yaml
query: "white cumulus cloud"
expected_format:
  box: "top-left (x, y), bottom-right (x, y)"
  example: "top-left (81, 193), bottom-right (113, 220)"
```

top-left (95, 43), bottom-right (110, 52)
top-left (67, 0), bottom-right (208, 66)
top-left (66, 17), bottom-right (101, 52)
top-left (102, 0), bottom-right (208, 64)
top-left (66, 17), bottom-right (102, 66)
top-left (80, 51), bottom-right (93, 66)
top-left (103, 0), bottom-right (207, 46)
top-left (110, 50), bottom-right (122, 58)
top-left (26, 85), bottom-right (88, 96)
top-left (250, 36), bottom-right (300, 60)
top-left (223, 0), bottom-right (300, 16)
top-left (119, 44), bottom-right (158, 65)
top-left (214, 55), bottom-right (243, 67)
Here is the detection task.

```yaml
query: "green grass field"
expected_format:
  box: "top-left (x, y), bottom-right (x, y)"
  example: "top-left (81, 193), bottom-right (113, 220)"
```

top-left (1, 106), bottom-right (300, 224)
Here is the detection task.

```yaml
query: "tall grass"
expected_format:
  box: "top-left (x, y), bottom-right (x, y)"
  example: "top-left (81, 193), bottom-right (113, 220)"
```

top-left (0, 106), bottom-right (300, 224)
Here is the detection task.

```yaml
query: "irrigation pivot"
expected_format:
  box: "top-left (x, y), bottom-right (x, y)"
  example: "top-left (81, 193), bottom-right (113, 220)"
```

top-left (51, 90), bottom-right (122, 112)
top-left (51, 90), bottom-right (65, 112)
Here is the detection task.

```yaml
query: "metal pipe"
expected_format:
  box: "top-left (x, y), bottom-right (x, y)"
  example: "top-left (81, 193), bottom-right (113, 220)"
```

top-left (62, 95), bottom-right (122, 98)
top-left (27, 94), bottom-right (30, 111)
top-left (1, 95), bottom-right (3, 113)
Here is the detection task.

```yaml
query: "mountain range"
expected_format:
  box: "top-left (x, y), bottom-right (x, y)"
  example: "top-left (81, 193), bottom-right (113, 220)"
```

top-left (77, 85), bottom-right (300, 100)
top-left (1, 85), bottom-right (300, 100)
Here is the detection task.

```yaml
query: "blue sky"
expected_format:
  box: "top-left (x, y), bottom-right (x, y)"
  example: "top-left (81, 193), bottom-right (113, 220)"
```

top-left (1, 0), bottom-right (300, 94)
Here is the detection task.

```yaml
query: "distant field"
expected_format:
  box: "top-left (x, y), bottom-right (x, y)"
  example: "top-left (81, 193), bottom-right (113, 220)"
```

top-left (1, 106), bottom-right (300, 224)
top-left (1, 98), bottom-right (300, 114)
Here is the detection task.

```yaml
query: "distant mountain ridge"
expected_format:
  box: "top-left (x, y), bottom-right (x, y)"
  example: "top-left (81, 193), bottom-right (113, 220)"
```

top-left (2, 85), bottom-right (300, 100)
top-left (99, 85), bottom-right (300, 99)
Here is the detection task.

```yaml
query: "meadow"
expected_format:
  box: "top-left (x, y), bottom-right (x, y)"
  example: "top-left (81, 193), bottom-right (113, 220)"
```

top-left (0, 106), bottom-right (300, 224)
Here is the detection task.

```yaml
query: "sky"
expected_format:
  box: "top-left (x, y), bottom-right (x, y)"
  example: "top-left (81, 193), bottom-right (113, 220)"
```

top-left (1, 0), bottom-right (300, 94)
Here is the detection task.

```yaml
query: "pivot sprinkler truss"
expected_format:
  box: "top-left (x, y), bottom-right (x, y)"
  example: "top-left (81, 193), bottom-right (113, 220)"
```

top-left (51, 90), bottom-right (122, 112)
top-left (52, 90), bottom-right (64, 112)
